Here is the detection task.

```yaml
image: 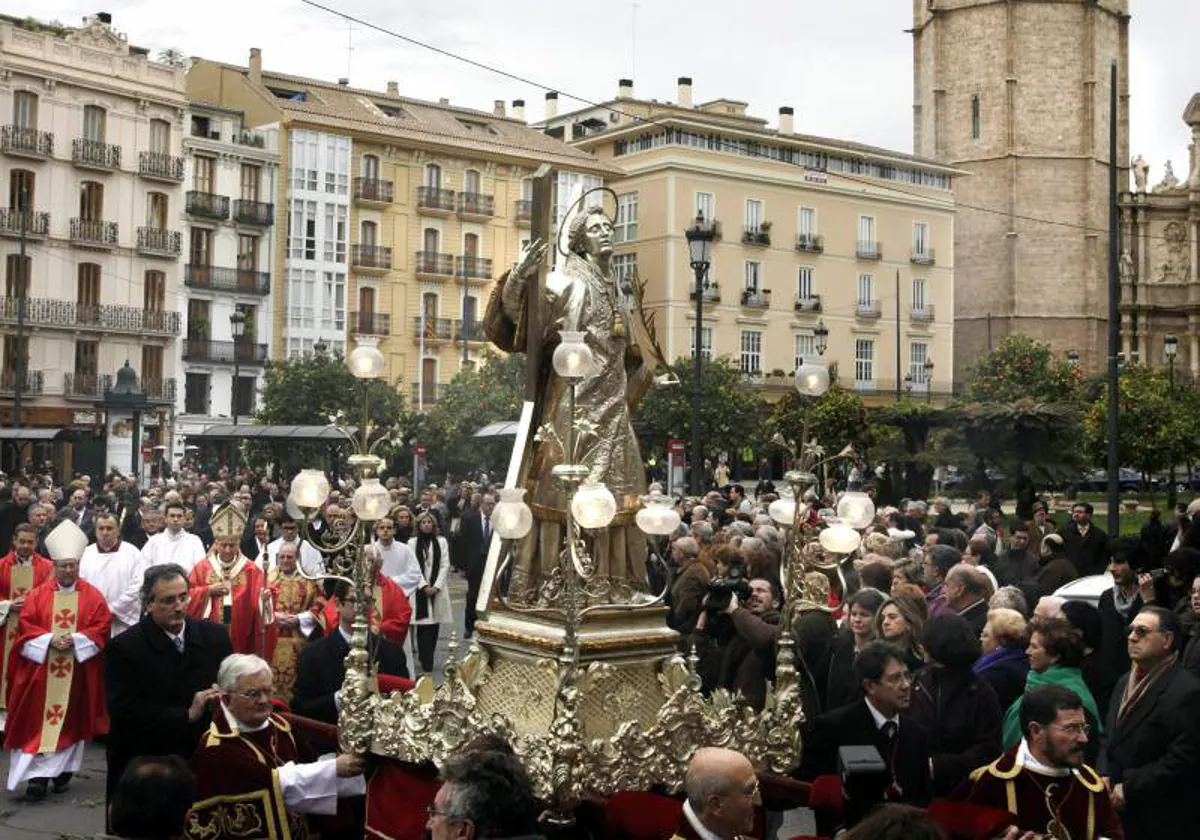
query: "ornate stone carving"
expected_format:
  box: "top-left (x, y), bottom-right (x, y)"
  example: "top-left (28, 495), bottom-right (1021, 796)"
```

top-left (1153, 160), bottom-right (1181, 193)
top-left (1153, 221), bottom-right (1190, 284)
top-left (1131, 154), bottom-right (1148, 193)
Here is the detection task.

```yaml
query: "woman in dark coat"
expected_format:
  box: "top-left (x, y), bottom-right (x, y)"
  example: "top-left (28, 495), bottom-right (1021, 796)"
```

top-left (909, 615), bottom-right (1002, 797)
top-left (821, 588), bottom-right (886, 712)
top-left (973, 607), bottom-right (1030, 713)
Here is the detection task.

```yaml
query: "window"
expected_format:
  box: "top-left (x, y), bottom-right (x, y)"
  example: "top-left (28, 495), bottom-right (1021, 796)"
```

top-left (798, 207), bottom-right (817, 238)
top-left (615, 192), bottom-right (638, 242)
top-left (797, 266), bottom-right (814, 300)
top-left (12, 91), bottom-right (37, 129)
top-left (463, 232), bottom-right (479, 259)
top-left (360, 220), bottom-right (378, 247)
top-left (612, 254), bottom-right (637, 291)
top-left (912, 277), bottom-right (928, 313)
top-left (521, 179), bottom-right (533, 201)
top-left (147, 192), bottom-right (169, 228)
top-left (910, 342), bottom-right (930, 386)
top-left (82, 106), bottom-right (106, 142)
top-left (795, 333), bottom-right (816, 372)
top-left (286, 268), bottom-right (316, 328)
top-left (690, 325), bottom-right (713, 360)
top-left (5, 254), bottom-right (30, 297)
top-left (424, 164), bottom-right (441, 189)
top-left (423, 227), bottom-right (440, 253)
top-left (463, 295), bottom-right (478, 326)
top-left (9, 169), bottom-right (34, 211)
top-left (79, 182), bottom-right (103, 221)
top-left (142, 345), bottom-right (164, 383)
top-left (190, 228), bottom-right (213, 266)
top-left (745, 199), bottom-right (763, 231)
top-left (858, 274), bottom-right (875, 307)
top-left (233, 376), bottom-right (256, 417)
top-left (321, 271), bottom-right (346, 330)
top-left (290, 131), bottom-right (319, 191)
top-left (696, 192), bottom-right (714, 223)
top-left (913, 222), bottom-right (930, 258)
top-left (193, 156), bottom-right (215, 193)
top-left (854, 339), bottom-right (875, 386)
top-left (187, 299), bottom-right (210, 338)
top-left (858, 215), bottom-right (876, 249)
top-left (74, 340), bottom-right (99, 377)
top-left (240, 164), bottom-right (261, 202)
top-left (185, 373), bottom-right (210, 415)
top-left (323, 135), bottom-right (350, 195)
top-left (144, 271), bottom-right (165, 311)
top-left (77, 264), bottom-right (101, 308)
top-left (744, 260), bottom-right (762, 292)
top-left (740, 330), bottom-right (762, 374)
top-left (289, 200), bottom-right (318, 261)
top-left (2, 335), bottom-right (28, 379)
top-left (238, 235), bottom-right (259, 271)
top-left (362, 154), bottom-right (380, 181)
top-left (149, 119), bottom-right (170, 155)
top-left (971, 95), bottom-right (981, 140)
top-left (463, 169), bottom-right (481, 195)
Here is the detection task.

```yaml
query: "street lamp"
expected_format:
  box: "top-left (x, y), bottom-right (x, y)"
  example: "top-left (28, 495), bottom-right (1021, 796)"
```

top-left (1166, 333), bottom-right (1179, 507)
top-left (814, 319), bottom-right (829, 357)
top-left (924, 357), bottom-right (935, 404)
top-left (685, 212), bottom-right (715, 495)
top-left (229, 308), bottom-right (246, 426)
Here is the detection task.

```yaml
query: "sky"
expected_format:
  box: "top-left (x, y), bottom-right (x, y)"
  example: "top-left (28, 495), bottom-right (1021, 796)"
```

top-left (17, 1), bottom-right (1198, 182)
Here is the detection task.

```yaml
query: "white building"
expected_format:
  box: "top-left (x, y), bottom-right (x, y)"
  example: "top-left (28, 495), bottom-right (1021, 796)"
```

top-left (176, 103), bottom-right (279, 445)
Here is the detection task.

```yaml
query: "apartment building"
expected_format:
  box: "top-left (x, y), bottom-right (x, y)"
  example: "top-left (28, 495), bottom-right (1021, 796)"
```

top-left (186, 51), bottom-right (617, 407)
top-left (175, 104), bottom-right (280, 442)
top-left (0, 14), bottom-right (187, 474)
top-left (541, 79), bottom-right (961, 405)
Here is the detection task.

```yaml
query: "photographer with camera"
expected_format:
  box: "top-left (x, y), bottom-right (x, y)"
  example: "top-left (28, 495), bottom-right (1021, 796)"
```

top-left (668, 536), bottom-right (710, 644)
top-left (697, 576), bottom-right (783, 712)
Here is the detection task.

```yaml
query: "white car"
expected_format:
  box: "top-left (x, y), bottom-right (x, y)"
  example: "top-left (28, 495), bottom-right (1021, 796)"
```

top-left (1054, 573), bottom-right (1114, 609)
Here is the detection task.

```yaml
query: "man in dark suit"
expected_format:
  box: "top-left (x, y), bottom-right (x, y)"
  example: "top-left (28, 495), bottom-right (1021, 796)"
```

top-left (801, 641), bottom-right (932, 807)
top-left (945, 564), bottom-right (990, 639)
top-left (1061, 502), bottom-right (1109, 578)
top-left (292, 579), bottom-right (409, 724)
top-left (455, 492), bottom-right (494, 638)
top-left (57, 486), bottom-right (94, 542)
top-left (104, 563), bottom-right (232, 808)
top-left (1106, 605), bottom-right (1200, 840)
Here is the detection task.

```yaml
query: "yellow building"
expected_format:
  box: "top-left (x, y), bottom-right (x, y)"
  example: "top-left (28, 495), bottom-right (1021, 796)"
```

top-left (541, 79), bottom-right (963, 404)
top-left (186, 51), bottom-right (617, 406)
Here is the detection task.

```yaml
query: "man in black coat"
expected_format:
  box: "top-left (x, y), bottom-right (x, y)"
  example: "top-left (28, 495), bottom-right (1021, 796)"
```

top-left (1061, 502), bottom-right (1109, 578)
top-left (800, 641), bottom-right (932, 807)
top-left (104, 563), bottom-right (232, 807)
top-left (1096, 540), bottom-right (1152, 682)
top-left (455, 492), bottom-right (494, 638)
top-left (292, 580), bottom-right (409, 724)
top-left (1106, 606), bottom-right (1200, 840)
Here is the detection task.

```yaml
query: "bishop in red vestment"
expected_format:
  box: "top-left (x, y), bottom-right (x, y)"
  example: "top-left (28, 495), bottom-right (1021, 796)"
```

top-left (187, 505), bottom-right (267, 655)
top-left (0, 524), bottom-right (53, 718)
top-left (4, 520), bottom-right (111, 800)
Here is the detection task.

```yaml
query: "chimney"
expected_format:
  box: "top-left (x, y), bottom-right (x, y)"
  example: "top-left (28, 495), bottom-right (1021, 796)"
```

top-left (511, 99), bottom-right (526, 121)
top-left (439, 97), bottom-right (450, 105)
top-left (618, 78), bottom-right (634, 99)
top-left (248, 48), bottom-right (262, 85)
top-left (778, 106), bottom-right (794, 135)
top-left (96, 12), bottom-right (113, 24)
top-left (337, 78), bottom-right (350, 87)
top-left (677, 76), bottom-right (693, 108)
top-left (545, 91), bottom-right (559, 119)
top-left (386, 80), bottom-right (399, 98)
top-left (493, 100), bottom-right (506, 117)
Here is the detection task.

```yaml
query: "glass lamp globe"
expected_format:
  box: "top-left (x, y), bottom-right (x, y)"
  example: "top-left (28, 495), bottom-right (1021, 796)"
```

top-left (819, 522), bottom-right (862, 555)
top-left (351, 477), bottom-right (391, 522)
top-left (636, 494), bottom-right (681, 536)
top-left (348, 343), bottom-right (387, 380)
top-left (285, 492), bottom-right (305, 521)
top-left (571, 481), bottom-right (617, 530)
top-left (292, 468), bottom-right (331, 512)
top-left (552, 331), bottom-right (597, 381)
top-left (492, 487), bottom-right (534, 540)
top-left (768, 493), bottom-right (808, 528)
top-left (836, 490), bottom-right (876, 530)
top-left (795, 360), bottom-right (830, 397)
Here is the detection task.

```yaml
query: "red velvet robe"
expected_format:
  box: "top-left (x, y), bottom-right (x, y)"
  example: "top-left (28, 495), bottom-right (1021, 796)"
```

top-left (2, 579), bottom-right (111, 754)
top-left (321, 574), bottom-right (412, 647)
top-left (0, 551), bottom-right (52, 710)
top-left (187, 555), bottom-right (266, 655)
top-left (264, 569), bottom-right (324, 704)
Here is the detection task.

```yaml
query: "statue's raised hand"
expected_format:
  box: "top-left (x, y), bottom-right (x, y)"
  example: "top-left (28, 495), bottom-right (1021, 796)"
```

top-left (503, 238), bottom-right (548, 316)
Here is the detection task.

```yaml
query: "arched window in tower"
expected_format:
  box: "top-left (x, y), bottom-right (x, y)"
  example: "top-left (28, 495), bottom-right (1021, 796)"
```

top-left (970, 95), bottom-right (980, 141)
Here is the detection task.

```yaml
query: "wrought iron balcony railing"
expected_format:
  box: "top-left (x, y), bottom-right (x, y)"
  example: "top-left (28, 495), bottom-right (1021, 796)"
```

top-left (911, 305), bottom-right (936, 322)
top-left (64, 373), bottom-right (112, 398)
top-left (233, 199), bottom-right (274, 226)
top-left (70, 218), bottom-right (119, 248)
top-left (350, 312), bottom-right (391, 336)
top-left (910, 249), bottom-right (936, 266)
top-left (137, 227), bottom-right (181, 257)
top-left (741, 288), bottom-right (771, 308)
top-left (353, 178), bottom-right (393, 203)
top-left (689, 282), bottom-right (720, 303)
top-left (856, 240), bottom-right (883, 260)
top-left (856, 301), bottom-right (882, 319)
top-left (0, 370), bottom-right (44, 394)
top-left (139, 151), bottom-right (184, 182)
top-left (72, 138), bottom-right (121, 170)
top-left (411, 317), bottom-right (454, 341)
top-left (351, 244), bottom-right (392, 270)
top-left (186, 191), bottom-right (230, 220)
top-left (182, 340), bottom-right (269, 364)
top-left (0, 209), bottom-right (49, 237)
top-left (417, 186), bottom-right (456, 213)
top-left (796, 234), bottom-right (824, 253)
top-left (742, 226), bottom-right (771, 246)
top-left (458, 192), bottom-right (495, 217)
top-left (184, 265), bottom-right (271, 295)
top-left (414, 252), bottom-right (455, 278)
top-left (141, 377), bottom-right (177, 403)
top-left (1, 125), bottom-right (53, 158)
top-left (0, 297), bottom-right (181, 335)
top-left (795, 295), bottom-right (822, 312)
top-left (456, 256), bottom-right (493, 281)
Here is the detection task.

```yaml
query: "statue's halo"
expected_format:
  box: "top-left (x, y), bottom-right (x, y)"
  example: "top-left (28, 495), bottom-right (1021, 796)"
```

top-left (556, 185), bottom-right (620, 258)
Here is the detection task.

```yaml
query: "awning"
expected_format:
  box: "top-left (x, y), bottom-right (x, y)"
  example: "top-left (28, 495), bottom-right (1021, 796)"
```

top-left (187, 424), bottom-right (359, 441)
top-left (0, 428), bottom-right (78, 441)
top-left (474, 420), bottom-right (520, 438)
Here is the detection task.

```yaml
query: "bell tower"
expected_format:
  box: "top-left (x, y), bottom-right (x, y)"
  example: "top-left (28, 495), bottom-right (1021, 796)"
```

top-left (913, 0), bottom-right (1130, 379)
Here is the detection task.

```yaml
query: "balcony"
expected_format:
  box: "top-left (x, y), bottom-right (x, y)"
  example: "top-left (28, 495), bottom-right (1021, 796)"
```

top-left (350, 312), bottom-right (391, 336)
top-left (856, 240), bottom-right (883, 260)
top-left (182, 339), bottom-right (269, 365)
top-left (742, 226), bottom-right (771, 247)
top-left (141, 377), bottom-right (177, 403)
top-left (72, 138), bottom-right (121, 171)
top-left (411, 317), bottom-right (454, 343)
top-left (911, 249), bottom-right (936, 266)
top-left (64, 373), bottom-right (112, 399)
top-left (796, 234), bottom-right (825, 253)
top-left (414, 252), bottom-right (455, 281)
top-left (689, 282), bottom-right (720, 304)
top-left (795, 295), bottom-right (822, 313)
top-left (410, 382), bottom-right (445, 406)
top-left (417, 186), bottom-right (456, 215)
top-left (184, 265), bottom-right (271, 296)
top-left (70, 218), bottom-right (118, 249)
top-left (455, 319), bottom-right (486, 343)
top-left (1, 125), bottom-right (53, 159)
top-left (911, 305), bottom-right (936, 323)
top-left (138, 151), bottom-right (184, 182)
top-left (0, 370), bottom-right (44, 395)
top-left (186, 191), bottom-right (230, 220)
top-left (351, 244), bottom-right (392, 273)
top-left (354, 178), bottom-right (393, 204)
top-left (233, 199), bottom-right (274, 226)
top-left (0, 209), bottom-right (49, 239)
top-left (137, 227), bottom-right (181, 258)
top-left (741, 288), bottom-right (771, 309)
top-left (856, 301), bottom-right (882, 319)
top-left (515, 199), bottom-right (532, 225)
top-left (458, 192), bottom-right (495, 219)
top-left (456, 256), bottom-right (493, 283)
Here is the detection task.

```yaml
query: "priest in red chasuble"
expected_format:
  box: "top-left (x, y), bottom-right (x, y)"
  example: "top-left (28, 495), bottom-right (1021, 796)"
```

top-left (186, 653), bottom-right (366, 840)
top-left (4, 520), bottom-right (111, 801)
top-left (0, 523), bottom-right (53, 723)
top-left (187, 505), bottom-right (267, 655)
top-left (264, 542), bottom-right (324, 704)
top-left (319, 545), bottom-right (411, 648)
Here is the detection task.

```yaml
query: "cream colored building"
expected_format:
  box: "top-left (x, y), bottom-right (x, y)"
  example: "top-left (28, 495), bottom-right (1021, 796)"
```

top-left (540, 80), bottom-right (960, 404)
top-left (186, 52), bottom-right (617, 408)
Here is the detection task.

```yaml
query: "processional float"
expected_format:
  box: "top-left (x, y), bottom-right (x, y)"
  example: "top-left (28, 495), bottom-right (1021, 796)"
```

top-left (285, 165), bottom-right (876, 824)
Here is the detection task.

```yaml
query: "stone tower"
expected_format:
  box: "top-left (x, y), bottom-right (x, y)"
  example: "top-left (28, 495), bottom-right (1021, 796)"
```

top-left (913, 0), bottom-right (1130, 379)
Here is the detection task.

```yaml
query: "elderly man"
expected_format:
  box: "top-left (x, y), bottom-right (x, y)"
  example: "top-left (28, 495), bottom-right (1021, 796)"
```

top-left (187, 654), bottom-right (365, 840)
top-left (79, 513), bottom-right (146, 637)
top-left (426, 747), bottom-right (538, 840)
top-left (27, 503), bottom-right (51, 556)
top-left (4, 521), bottom-right (111, 801)
top-left (57, 486), bottom-right (93, 538)
top-left (264, 541), bottom-right (323, 704)
top-left (0, 523), bottom-right (52, 722)
top-left (141, 502), bottom-right (206, 574)
top-left (922, 544), bottom-right (960, 619)
top-left (267, 518), bottom-right (323, 576)
top-left (186, 505), bottom-right (267, 654)
top-left (669, 536), bottom-right (710, 642)
top-left (672, 747), bottom-right (760, 840)
top-left (944, 564), bottom-right (991, 638)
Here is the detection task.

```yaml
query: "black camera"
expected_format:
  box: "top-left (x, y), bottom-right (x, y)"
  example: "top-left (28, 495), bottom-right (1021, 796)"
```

top-left (706, 556), bottom-right (752, 617)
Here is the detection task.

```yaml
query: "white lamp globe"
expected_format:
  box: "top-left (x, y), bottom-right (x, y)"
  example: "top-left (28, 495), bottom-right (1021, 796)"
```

top-left (285, 492), bottom-right (305, 521)
top-left (492, 487), bottom-right (534, 540)
top-left (351, 477), bottom-right (391, 522)
top-left (819, 523), bottom-right (862, 555)
top-left (552, 331), bottom-right (597, 381)
top-left (571, 481), bottom-right (617, 530)
top-left (768, 494), bottom-right (808, 528)
top-left (836, 490), bottom-right (876, 530)
top-left (636, 494), bottom-right (681, 536)
top-left (292, 469), bottom-right (331, 512)
top-left (347, 343), bottom-right (387, 380)
top-left (795, 359), bottom-right (830, 397)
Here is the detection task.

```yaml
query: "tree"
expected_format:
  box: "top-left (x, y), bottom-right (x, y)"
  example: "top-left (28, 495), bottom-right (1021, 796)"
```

top-left (767, 384), bottom-right (868, 455)
top-left (965, 335), bottom-right (1082, 404)
top-left (872, 401), bottom-right (953, 501)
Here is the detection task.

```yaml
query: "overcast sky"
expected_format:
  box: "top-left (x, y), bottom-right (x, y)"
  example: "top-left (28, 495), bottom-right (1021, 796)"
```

top-left (20, 1), bottom-right (1198, 183)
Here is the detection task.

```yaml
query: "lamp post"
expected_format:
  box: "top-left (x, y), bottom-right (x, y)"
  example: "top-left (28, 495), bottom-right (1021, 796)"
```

top-left (814, 319), bottom-right (829, 357)
top-left (1166, 333), bottom-right (1179, 508)
top-left (685, 212), bottom-right (715, 496)
top-left (229, 308), bottom-right (246, 426)
top-left (924, 357), bottom-right (935, 404)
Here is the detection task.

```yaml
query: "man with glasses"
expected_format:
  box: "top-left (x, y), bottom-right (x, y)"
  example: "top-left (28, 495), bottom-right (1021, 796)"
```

top-left (104, 563), bottom-right (232, 810)
top-left (426, 747), bottom-right (537, 840)
top-left (956, 684), bottom-right (1121, 839)
top-left (1105, 605), bottom-right (1200, 840)
top-left (669, 747), bottom-right (760, 840)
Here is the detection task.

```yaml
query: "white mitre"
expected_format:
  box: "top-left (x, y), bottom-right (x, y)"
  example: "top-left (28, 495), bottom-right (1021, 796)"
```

top-left (45, 519), bottom-right (89, 561)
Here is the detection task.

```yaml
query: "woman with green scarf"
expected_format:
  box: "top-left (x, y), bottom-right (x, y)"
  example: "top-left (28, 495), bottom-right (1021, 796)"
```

top-left (1001, 616), bottom-right (1102, 761)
